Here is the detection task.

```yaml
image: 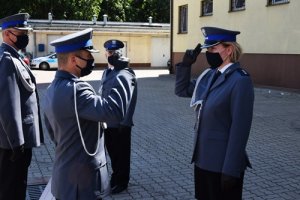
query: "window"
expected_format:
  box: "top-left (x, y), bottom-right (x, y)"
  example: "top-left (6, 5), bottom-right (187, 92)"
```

top-left (230, 0), bottom-right (245, 11)
top-left (267, 0), bottom-right (289, 6)
top-left (178, 5), bottom-right (188, 33)
top-left (201, 0), bottom-right (213, 16)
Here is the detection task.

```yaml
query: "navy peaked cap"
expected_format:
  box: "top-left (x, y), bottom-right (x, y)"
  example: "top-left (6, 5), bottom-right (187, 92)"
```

top-left (0, 13), bottom-right (32, 30)
top-left (104, 39), bottom-right (124, 50)
top-left (201, 26), bottom-right (240, 49)
top-left (50, 28), bottom-right (99, 53)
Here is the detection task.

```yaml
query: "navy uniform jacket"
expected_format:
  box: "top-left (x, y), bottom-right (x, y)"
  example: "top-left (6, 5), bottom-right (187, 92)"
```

top-left (175, 62), bottom-right (254, 178)
top-left (44, 70), bottom-right (135, 199)
top-left (0, 43), bottom-right (42, 149)
top-left (98, 67), bottom-right (137, 128)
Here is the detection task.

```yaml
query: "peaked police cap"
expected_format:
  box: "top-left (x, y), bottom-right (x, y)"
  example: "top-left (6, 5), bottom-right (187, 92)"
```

top-left (201, 26), bottom-right (240, 49)
top-left (0, 13), bottom-right (32, 30)
top-left (104, 39), bottom-right (124, 50)
top-left (50, 28), bottom-right (99, 53)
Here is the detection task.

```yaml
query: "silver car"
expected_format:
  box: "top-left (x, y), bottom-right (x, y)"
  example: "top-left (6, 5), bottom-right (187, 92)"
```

top-left (31, 53), bottom-right (58, 70)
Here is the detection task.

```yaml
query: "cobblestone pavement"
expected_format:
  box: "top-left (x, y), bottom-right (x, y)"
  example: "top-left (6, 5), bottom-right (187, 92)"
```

top-left (27, 69), bottom-right (300, 200)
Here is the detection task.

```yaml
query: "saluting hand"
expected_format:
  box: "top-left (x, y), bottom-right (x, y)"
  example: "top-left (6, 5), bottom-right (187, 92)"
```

top-left (182, 43), bottom-right (202, 67)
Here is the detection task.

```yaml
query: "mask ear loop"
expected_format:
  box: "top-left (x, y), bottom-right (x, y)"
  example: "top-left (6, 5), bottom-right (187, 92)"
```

top-left (74, 82), bottom-right (100, 156)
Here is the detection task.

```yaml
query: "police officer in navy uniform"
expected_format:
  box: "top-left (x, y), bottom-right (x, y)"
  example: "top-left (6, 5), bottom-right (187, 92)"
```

top-left (0, 13), bottom-right (44, 200)
top-left (99, 39), bottom-right (137, 194)
top-left (44, 29), bottom-right (136, 199)
top-left (175, 27), bottom-right (254, 200)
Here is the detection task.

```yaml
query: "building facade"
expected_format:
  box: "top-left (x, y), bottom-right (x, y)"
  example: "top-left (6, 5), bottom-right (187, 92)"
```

top-left (171, 0), bottom-right (300, 89)
top-left (1, 17), bottom-right (170, 68)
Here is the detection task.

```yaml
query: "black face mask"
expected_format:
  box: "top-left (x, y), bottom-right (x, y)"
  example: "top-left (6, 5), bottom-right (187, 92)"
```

top-left (205, 51), bottom-right (223, 69)
top-left (107, 52), bottom-right (120, 66)
top-left (9, 31), bottom-right (29, 49)
top-left (76, 56), bottom-right (95, 77)
top-left (107, 52), bottom-right (129, 70)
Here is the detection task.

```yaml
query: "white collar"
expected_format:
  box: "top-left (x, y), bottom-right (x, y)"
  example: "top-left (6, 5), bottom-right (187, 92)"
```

top-left (218, 63), bottom-right (233, 74)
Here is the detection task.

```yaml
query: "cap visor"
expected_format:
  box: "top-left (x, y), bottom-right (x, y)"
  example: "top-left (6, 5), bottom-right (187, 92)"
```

top-left (201, 42), bottom-right (221, 49)
top-left (87, 48), bottom-right (100, 53)
top-left (14, 27), bottom-right (32, 31)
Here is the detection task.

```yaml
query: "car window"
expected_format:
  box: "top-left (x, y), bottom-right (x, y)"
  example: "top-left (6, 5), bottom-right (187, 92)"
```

top-left (49, 54), bottom-right (57, 59)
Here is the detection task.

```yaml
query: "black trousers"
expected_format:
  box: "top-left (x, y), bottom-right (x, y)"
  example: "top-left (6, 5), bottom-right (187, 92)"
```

top-left (104, 126), bottom-right (131, 187)
top-left (194, 166), bottom-right (244, 200)
top-left (0, 147), bottom-right (32, 200)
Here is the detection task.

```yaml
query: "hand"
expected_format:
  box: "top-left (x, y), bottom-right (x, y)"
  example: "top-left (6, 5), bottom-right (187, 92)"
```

top-left (182, 43), bottom-right (202, 66)
top-left (108, 52), bottom-right (129, 70)
top-left (221, 173), bottom-right (239, 192)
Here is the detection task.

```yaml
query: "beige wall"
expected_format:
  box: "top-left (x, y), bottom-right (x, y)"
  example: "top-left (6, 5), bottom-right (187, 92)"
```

top-left (173, 0), bottom-right (300, 54)
top-left (31, 30), bottom-right (168, 66)
top-left (92, 33), bottom-right (152, 64)
top-left (1, 27), bottom-right (169, 68)
top-left (172, 0), bottom-right (300, 89)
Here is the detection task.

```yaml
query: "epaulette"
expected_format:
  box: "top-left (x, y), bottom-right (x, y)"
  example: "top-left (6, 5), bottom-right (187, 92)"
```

top-left (0, 51), bottom-right (11, 61)
top-left (74, 80), bottom-right (96, 93)
top-left (1, 51), bottom-right (11, 58)
top-left (236, 68), bottom-right (250, 76)
top-left (3, 51), bottom-right (11, 56)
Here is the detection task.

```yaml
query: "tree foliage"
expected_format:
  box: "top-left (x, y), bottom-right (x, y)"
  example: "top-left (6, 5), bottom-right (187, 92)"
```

top-left (99, 0), bottom-right (170, 23)
top-left (0, 0), bottom-right (169, 23)
top-left (0, 0), bottom-right (102, 20)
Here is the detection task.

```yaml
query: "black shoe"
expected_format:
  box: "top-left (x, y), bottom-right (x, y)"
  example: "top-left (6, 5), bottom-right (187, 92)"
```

top-left (111, 184), bottom-right (128, 194)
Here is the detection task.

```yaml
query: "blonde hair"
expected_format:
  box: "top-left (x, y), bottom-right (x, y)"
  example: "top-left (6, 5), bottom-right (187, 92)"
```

top-left (223, 42), bottom-right (243, 62)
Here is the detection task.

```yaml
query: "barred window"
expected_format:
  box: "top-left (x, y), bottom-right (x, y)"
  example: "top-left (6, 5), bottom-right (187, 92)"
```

top-left (230, 0), bottom-right (245, 11)
top-left (201, 0), bottom-right (213, 16)
top-left (178, 5), bottom-right (188, 34)
top-left (267, 0), bottom-right (289, 6)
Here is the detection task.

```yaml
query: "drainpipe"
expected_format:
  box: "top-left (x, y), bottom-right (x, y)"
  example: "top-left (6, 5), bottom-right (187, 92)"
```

top-left (169, 0), bottom-right (174, 74)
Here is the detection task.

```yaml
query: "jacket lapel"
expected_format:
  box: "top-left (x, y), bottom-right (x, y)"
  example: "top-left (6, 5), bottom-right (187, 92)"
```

top-left (102, 68), bottom-right (116, 84)
top-left (209, 63), bottom-right (239, 91)
top-left (3, 43), bottom-right (35, 81)
top-left (209, 73), bottom-right (225, 91)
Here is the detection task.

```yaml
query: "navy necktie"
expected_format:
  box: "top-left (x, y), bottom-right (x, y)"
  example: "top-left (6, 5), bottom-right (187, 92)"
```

top-left (211, 70), bottom-right (221, 86)
top-left (106, 68), bottom-right (112, 75)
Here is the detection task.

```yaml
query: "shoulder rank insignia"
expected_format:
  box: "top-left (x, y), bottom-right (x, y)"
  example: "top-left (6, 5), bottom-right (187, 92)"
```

top-left (237, 68), bottom-right (250, 76)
